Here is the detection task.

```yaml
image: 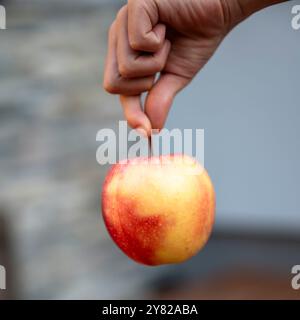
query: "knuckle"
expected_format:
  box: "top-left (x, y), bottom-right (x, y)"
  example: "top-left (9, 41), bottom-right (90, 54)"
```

top-left (129, 36), bottom-right (143, 51)
top-left (116, 5), bottom-right (127, 23)
top-left (116, 9), bottom-right (123, 21)
top-left (103, 77), bottom-right (119, 94)
top-left (108, 22), bottom-right (116, 37)
top-left (119, 62), bottom-right (134, 78)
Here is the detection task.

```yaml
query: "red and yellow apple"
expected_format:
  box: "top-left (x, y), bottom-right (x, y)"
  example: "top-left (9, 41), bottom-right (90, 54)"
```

top-left (101, 154), bottom-right (215, 266)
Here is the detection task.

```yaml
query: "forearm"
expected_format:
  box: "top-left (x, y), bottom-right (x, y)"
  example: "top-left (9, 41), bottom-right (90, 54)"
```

top-left (239, 0), bottom-right (289, 16)
top-left (229, 0), bottom-right (289, 25)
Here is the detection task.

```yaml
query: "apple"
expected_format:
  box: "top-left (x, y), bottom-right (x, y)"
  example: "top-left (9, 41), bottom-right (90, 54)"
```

top-left (101, 154), bottom-right (215, 266)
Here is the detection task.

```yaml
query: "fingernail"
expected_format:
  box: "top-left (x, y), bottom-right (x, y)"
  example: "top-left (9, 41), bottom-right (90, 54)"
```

top-left (151, 128), bottom-right (160, 135)
top-left (136, 127), bottom-right (148, 138)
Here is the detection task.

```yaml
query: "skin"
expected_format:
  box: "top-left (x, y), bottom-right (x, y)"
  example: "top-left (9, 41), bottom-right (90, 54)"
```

top-left (102, 155), bottom-right (215, 265)
top-left (103, 0), bottom-right (288, 135)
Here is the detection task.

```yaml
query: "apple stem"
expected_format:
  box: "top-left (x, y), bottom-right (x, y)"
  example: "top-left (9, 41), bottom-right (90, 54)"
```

top-left (148, 135), bottom-right (153, 158)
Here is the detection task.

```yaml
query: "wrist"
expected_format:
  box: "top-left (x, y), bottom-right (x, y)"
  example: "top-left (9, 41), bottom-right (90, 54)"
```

top-left (226, 0), bottom-right (288, 28)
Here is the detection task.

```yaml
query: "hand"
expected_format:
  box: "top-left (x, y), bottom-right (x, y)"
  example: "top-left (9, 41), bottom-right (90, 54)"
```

top-left (103, 0), bottom-right (284, 135)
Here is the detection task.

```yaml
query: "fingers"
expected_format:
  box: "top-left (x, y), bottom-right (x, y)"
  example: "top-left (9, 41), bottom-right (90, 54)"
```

top-left (145, 73), bottom-right (190, 130)
top-left (120, 95), bottom-right (152, 136)
top-left (128, 0), bottom-right (165, 52)
top-left (103, 4), bottom-right (173, 135)
top-left (116, 6), bottom-right (171, 79)
top-left (120, 73), bottom-right (189, 135)
top-left (103, 18), bottom-right (155, 95)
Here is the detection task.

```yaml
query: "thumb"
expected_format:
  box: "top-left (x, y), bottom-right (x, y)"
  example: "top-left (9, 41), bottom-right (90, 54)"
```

top-left (145, 73), bottom-right (190, 131)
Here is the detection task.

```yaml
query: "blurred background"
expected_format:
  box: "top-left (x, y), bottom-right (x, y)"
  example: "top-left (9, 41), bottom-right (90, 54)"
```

top-left (0, 0), bottom-right (299, 299)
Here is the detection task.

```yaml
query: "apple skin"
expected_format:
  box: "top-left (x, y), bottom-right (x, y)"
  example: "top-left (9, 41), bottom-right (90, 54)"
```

top-left (102, 154), bottom-right (215, 266)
